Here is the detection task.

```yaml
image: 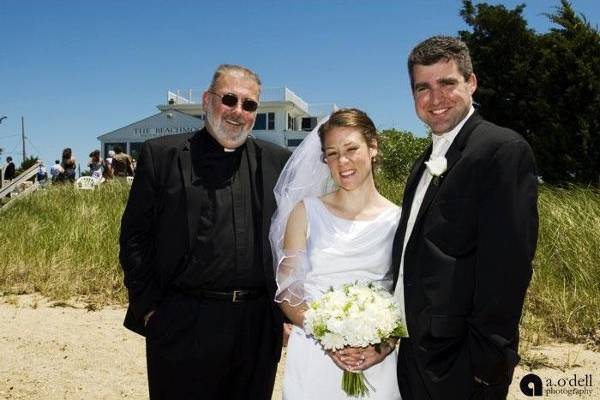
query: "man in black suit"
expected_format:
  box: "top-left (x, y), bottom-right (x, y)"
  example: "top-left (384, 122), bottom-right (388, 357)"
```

top-left (393, 36), bottom-right (538, 399)
top-left (120, 64), bottom-right (290, 399)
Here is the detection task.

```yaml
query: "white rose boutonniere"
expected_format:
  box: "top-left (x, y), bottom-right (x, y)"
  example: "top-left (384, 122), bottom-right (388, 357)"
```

top-left (425, 156), bottom-right (447, 185)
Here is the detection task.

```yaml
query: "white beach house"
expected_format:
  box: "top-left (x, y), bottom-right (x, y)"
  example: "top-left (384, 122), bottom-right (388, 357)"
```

top-left (98, 87), bottom-right (335, 160)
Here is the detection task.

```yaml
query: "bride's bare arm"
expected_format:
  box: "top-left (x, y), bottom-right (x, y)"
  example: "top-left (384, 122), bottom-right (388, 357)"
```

top-left (280, 301), bottom-right (309, 328)
top-left (278, 202), bottom-right (309, 328)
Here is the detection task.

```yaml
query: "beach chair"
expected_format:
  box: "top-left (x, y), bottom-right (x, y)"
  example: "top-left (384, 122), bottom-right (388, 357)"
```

top-left (76, 176), bottom-right (97, 190)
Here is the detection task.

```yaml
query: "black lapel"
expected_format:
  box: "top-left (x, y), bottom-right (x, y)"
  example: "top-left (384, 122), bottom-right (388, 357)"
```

top-left (246, 138), bottom-right (262, 218)
top-left (392, 148), bottom-right (431, 287)
top-left (411, 112), bottom-right (483, 235)
top-left (402, 148), bottom-right (431, 217)
top-left (245, 139), bottom-right (266, 257)
top-left (179, 131), bottom-right (204, 251)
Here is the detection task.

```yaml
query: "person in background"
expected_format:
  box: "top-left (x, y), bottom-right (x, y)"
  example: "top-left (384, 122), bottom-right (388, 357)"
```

top-left (36, 162), bottom-right (48, 184)
top-left (3, 156), bottom-right (16, 181)
top-left (106, 150), bottom-right (115, 165)
top-left (50, 160), bottom-right (63, 183)
top-left (60, 148), bottom-right (76, 182)
top-left (111, 146), bottom-right (134, 178)
top-left (88, 150), bottom-right (104, 180)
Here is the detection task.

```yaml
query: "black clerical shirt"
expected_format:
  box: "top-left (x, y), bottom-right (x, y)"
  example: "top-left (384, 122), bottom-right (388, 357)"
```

top-left (172, 129), bottom-right (264, 291)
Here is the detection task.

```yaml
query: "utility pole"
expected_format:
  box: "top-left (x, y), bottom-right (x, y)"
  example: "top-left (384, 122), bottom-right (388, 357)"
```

top-left (21, 116), bottom-right (26, 163)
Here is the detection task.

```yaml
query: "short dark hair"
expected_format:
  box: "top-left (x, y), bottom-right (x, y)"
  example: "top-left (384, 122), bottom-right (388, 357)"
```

top-left (6, 156), bottom-right (12, 162)
top-left (113, 145), bottom-right (123, 154)
top-left (408, 35), bottom-right (473, 90)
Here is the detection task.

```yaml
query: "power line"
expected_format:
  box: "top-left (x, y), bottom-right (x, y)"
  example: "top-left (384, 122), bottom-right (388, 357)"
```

top-left (0, 134), bottom-right (21, 140)
top-left (26, 137), bottom-right (43, 158)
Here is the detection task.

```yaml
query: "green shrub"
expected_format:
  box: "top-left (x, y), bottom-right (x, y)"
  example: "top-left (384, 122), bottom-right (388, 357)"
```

top-left (378, 129), bottom-right (431, 183)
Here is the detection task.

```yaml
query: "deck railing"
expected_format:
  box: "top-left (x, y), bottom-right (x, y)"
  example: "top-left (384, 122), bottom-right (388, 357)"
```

top-left (0, 161), bottom-right (42, 205)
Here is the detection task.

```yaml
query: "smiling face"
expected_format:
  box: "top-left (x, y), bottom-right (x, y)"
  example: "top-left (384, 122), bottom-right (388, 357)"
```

top-left (322, 127), bottom-right (377, 191)
top-left (412, 59), bottom-right (477, 135)
top-left (202, 71), bottom-right (260, 148)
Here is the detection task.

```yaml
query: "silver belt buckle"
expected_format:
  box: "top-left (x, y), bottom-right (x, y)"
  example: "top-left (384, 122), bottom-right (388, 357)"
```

top-left (232, 290), bottom-right (242, 302)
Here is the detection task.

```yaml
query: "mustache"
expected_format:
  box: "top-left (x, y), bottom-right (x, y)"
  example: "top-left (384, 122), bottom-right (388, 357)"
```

top-left (223, 115), bottom-right (244, 125)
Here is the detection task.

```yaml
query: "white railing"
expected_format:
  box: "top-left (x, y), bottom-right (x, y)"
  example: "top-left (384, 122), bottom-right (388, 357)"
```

top-left (261, 87), bottom-right (309, 112)
top-left (166, 87), bottom-right (311, 113)
top-left (167, 90), bottom-right (198, 104)
top-left (0, 161), bottom-right (42, 205)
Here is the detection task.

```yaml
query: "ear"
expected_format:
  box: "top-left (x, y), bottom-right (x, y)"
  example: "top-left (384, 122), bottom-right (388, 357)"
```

top-left (368, 139), bottom-right (378, 158)
top-left (369, 142), bottom-right (378, 158)
top-left (202, 91), bottom-right (210, 112)
top-left (467, 73), bottom-right (477, 96)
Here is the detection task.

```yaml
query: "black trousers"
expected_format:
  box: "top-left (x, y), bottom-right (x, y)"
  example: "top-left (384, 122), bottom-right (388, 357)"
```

top-left (145, 292), bottom-right (280, 400)
top-left (397, 338), bottom-right (510, 400)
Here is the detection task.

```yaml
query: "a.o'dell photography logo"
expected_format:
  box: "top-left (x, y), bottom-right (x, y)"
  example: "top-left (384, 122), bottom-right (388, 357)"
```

top-left (519, 373), bottom-right (594, 397)
top-left (521, 373), bottom-right (543, 396)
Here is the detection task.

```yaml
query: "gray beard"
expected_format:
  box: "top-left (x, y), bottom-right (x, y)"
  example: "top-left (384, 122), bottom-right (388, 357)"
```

top-left (205, 108), bottom-right (250, 148)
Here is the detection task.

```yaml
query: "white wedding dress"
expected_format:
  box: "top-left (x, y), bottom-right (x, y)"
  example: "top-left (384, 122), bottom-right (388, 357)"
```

top-left (282, 197), bottom-right (402, 400)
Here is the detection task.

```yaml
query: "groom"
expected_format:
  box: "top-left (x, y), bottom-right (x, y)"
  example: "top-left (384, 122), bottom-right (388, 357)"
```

top-left (392, 36), bottom-right (538, 399)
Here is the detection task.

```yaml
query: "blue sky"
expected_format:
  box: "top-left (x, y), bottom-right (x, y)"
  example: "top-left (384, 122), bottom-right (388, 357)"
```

top-left (1, 0), bottom-right (598, 167)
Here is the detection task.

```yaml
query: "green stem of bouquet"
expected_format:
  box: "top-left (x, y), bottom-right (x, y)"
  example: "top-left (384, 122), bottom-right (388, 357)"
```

top-left (342, 371), bottom-right (369, 398)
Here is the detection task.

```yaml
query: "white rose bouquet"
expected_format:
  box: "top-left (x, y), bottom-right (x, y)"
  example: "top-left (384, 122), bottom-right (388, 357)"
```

top-left (303, 282), bottom-right (407, 397)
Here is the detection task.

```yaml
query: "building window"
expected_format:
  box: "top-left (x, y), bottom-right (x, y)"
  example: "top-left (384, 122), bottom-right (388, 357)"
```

top-left (301, 117), bottom-right (317, 131)
top-left (287, 114), bottom-right (296, 131)
top-left (268, 112), bottom-right (275, 130)
top-left (129, 142), bottom-right (143, 161)
top-left (253, 112), bottom-right (275, 130)
top-left (254, 114), bottom-right (266, 130)
top-left (287, 138), bottom-right (304, 147)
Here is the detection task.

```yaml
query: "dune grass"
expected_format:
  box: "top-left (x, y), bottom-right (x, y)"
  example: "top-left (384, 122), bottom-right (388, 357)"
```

top-left (0, 179), bottom-right (598, 346)
top-left (521, 186), bottom-right (600, 347)
top-left (0, 182), bottom-right (129, 305)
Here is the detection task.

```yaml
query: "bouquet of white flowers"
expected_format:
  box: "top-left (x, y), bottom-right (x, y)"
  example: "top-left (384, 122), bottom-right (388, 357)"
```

top-left (303, 282), bottom-right (407, 397)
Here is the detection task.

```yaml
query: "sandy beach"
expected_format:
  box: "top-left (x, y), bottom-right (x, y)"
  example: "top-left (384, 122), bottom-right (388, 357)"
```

top-left (0, 294), bottom-right (597, 399)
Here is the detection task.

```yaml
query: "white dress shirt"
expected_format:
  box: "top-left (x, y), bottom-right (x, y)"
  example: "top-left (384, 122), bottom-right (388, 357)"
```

top-left (393, 106), bottom-right (475, 335)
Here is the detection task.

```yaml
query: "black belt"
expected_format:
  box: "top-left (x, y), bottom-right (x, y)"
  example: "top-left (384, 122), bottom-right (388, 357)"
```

top-left (183, 288), bottom-right (265, 303)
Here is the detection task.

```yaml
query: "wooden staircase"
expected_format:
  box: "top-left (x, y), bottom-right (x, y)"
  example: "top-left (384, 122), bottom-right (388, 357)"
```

top-left (0, 161), bottom-right (42, 208)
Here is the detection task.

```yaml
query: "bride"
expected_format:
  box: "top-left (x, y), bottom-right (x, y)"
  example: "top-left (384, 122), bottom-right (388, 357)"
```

top-left (270, 108), bottom-right (403, 399)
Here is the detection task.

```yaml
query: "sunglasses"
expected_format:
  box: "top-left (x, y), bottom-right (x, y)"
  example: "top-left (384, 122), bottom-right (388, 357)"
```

top-left (207, 91), bottom-right (259, 112)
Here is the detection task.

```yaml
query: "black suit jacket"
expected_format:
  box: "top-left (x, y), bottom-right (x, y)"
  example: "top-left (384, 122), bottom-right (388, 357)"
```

top-left (392, 112), bottom-right (538, 399)
top-left (119, 129), bottom-right (290, 340)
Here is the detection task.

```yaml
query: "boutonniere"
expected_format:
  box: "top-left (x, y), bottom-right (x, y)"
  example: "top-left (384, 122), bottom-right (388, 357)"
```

top-left (425, 156), bottom-right (447, 185)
